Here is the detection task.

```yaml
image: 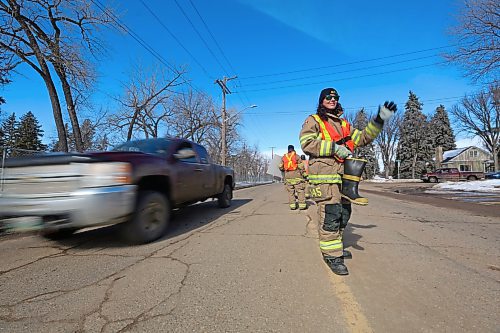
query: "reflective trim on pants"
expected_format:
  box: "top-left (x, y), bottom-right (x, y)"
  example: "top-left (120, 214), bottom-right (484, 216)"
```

top-left (320, 239), bottom-right (343, 252)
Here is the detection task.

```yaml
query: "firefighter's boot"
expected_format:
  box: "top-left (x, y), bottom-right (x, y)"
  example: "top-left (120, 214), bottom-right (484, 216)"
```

top-left (341, 158), bottom-right (368, 206)
top-left (342, 250), bottom-right (352, 259)
top-left (323, 255), bottom-right (349, 275)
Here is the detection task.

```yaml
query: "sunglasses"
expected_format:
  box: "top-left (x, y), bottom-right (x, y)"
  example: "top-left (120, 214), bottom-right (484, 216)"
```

top-left (325, 94), bottom-right (339, 101)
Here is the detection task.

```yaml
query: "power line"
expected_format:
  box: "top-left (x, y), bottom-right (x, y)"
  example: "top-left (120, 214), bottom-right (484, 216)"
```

top-left (139, 0), bottom-right (214, 80)
top-left (238, 61), bottom-right (449, 93)
top-left (173, 0), bottom-right (230, 76)
top-left (90, 0), bottom-right (177, 73)
top-left (186, 0), bottom-right (253, 107)
top-left (187, 0), bottom-right (236, 76)
top-left (90, 0), bottom-right (204, 95)
top-left (238, 44), bottom-right (467, 80)
top-left (242, 95), bottom-right (470, 117)
top-left (240, 54), bottom-right (439, 87)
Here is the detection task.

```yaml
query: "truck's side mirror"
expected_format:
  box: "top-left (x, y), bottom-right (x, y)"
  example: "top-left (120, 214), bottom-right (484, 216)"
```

top-left (173, 148), bottom-right (196, 160)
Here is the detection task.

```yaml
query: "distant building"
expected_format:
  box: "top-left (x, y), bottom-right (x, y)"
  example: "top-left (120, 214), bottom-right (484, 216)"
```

top-left (266, 154), bottom-right (284, 181)
top-left (440, 146), bottom-right (492, 172)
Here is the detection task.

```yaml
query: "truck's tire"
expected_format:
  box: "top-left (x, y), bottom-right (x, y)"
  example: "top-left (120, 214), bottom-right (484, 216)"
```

top-left (467, 175), bottom-right (477, 181)
top-left (41, 228), bottom-right (77, 240)
top-left (217, 184), bottom-right (232, 208)
top-left (122, 191), bottom-right (170, 244)
top-left (429, 177), bottom-right (438, 183)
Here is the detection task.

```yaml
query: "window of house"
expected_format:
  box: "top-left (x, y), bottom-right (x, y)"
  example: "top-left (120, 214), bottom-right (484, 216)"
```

top-left (469, 150), bottom-right (478, 158)
top-left (459, 165), bottom-right (471, 171)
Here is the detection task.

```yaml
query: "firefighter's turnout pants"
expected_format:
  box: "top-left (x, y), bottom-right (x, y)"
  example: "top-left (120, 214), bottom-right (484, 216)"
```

top-left (310, 182), bottom-right (351, 257)
top-left (285, 178), bottom-right (307, 210)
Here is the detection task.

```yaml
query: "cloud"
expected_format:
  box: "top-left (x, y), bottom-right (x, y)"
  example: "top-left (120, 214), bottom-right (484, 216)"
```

top-left (236, 0), bottom-right (337, 45)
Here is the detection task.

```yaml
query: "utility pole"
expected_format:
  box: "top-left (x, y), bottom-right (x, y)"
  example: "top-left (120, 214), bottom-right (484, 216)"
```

top-left (269, 146), bottom-right (276, 183)
top-left (269, 146), bottom-right (276, 160)
top-left (215, 76), bottom-right (237, 166)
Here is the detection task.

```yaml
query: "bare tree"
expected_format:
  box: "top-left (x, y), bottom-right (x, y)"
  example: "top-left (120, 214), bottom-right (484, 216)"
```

top-left (170, 89), bottom-right (218, 143)
top-left (0, 51), bottom-right (15, 105)
top-left (108, 64), bottom-right (186, 141)
top-left (444, 0), bottom-right (500, 83)
top-left (0, 0), bottom-right (68, 150)
top-left (0, 0), bottom-right (115, 151)
top-left (375, 112), bottom-right (402, 178)
top-left (450, 85), bottom-right (500, 170)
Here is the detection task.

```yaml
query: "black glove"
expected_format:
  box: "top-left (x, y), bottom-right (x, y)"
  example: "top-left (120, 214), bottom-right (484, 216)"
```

top-left (375, 101), bottom-right (397, 124)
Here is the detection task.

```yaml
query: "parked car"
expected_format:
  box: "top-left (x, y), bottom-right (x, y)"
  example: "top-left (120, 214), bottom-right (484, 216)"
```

top-left (485, 171), bottom-right (500, 179)
top-left (421, 168), bottom-right (485, 183)
top-left (0, 138), bottom-right (235, 244)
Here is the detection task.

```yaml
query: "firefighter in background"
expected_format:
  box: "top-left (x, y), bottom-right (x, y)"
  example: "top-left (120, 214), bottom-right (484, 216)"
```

top-left (278, 145), bottom-right (307, 210)
top-left (299, 87), bottom-right (397, 275)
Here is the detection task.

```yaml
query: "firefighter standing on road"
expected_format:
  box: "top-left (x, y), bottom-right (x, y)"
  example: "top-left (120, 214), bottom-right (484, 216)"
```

top-left (279, 145), bottom-right (307, 210)
top-left (299, 87), bottom-right (397, 275)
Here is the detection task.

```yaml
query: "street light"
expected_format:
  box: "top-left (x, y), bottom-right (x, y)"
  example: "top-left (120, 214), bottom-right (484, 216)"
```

top-left (221, 104), bottom-right (257, 166)
top-left (224, 104), bottom-right (257, 122)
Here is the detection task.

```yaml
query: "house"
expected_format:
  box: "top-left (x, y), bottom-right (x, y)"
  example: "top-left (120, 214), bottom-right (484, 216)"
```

top-left (440, 146), bottom-right (492, 172)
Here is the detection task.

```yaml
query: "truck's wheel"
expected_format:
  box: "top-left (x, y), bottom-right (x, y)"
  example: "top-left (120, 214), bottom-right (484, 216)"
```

top-left (429, 177), bottom-right (438, 183)
top-left (41, 228), bottom-right (77, 240)
top-left (467, 175), bottom-right (477, 181)
top-left (122, 191), bottom-right (170, 244)
top-left (217, 184), bottom-right (232, 208)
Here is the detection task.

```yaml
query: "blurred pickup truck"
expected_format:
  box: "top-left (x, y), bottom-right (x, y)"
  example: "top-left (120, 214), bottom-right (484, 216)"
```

top-left (421, 167), bottom-right (484, 183)
top-left (0, 138), bottom-right (235, 244)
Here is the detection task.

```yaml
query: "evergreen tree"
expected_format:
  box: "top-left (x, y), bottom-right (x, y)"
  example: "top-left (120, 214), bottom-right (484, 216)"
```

top-left (16, 111), bottom-right (46, 155)
top-left (395, 91), bottom-right (433, 179)
top-left (80, 119), bottom-right (95, 151)
top-left (1, 113), bottom-right (19, 157)
top-left (429, 105), bottom-right (456, 152)
top-left (353, 108), bottom-right (379, 179)
top-left (94, 133), bottom-right (110, 151)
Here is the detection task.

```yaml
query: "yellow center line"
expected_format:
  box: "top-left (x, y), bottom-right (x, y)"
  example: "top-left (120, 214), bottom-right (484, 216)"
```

top-left (325, 267), bottom-right (373, 333)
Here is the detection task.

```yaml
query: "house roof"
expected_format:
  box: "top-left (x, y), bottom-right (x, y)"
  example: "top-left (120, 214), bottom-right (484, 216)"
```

top-left (442, 146), bottom-right (490, 163)
top-left (442, 147), bottom-right (469, 162)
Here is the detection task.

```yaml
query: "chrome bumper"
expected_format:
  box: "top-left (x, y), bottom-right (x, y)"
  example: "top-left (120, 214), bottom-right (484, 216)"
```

top-left (0, 185), bottom-right (137, 230)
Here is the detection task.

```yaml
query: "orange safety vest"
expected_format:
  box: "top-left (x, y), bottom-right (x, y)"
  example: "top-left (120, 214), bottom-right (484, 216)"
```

top-left (282, 152), bottom-right (298, 171)
top-left (312, 115), bottom-right (355, 162)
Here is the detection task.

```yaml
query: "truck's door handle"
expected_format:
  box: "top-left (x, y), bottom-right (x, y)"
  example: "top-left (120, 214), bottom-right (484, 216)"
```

top-left (194, 168), bottom-right (203, 172)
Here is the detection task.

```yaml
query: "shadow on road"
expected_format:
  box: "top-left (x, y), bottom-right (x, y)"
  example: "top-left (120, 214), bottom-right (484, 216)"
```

top-left (41, 198), bottom-right (253, 249)
top-left (343, 223), bottom-right (377, 251)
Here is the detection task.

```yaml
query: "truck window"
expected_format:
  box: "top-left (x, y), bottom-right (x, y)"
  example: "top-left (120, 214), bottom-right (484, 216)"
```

top-left (193, 144), bottom-right (211, 164)
top-left (175, 143), bottom-right (198, 163)
top-left (112, 138), bottom-right (171, 157)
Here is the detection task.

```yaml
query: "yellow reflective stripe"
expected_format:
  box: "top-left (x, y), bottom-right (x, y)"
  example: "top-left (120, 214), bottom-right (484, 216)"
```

top-left (312, 115), bottom-right (332, 141)
top-left (300, 133), bottom-right (317, 145)
top-left (286, 178), bottom-right (304, 185)
top-left (351, 129), bottom-right (362, 145)
top-left (319, 140), bottom-right (332, 156)
top-left (365, 121), bottom-right (381, 138)
top-left (307, 174), bottom-right (342, 184)
top-left (320, 239), bottom-right (343, 251)
top-left (343, 174), bottom-right (360, 181)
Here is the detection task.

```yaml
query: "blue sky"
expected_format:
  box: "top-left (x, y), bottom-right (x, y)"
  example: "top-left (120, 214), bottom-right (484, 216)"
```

top-left (1, 0), bottom-right (484, 156)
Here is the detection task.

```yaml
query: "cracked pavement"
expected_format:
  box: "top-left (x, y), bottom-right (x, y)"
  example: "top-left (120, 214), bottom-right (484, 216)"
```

top-left (1, 183), bottom-right (499, 332)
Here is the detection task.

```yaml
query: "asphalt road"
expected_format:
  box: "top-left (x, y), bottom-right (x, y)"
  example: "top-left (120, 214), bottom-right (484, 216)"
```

top-left (0, 182), bottom-right (498, 332)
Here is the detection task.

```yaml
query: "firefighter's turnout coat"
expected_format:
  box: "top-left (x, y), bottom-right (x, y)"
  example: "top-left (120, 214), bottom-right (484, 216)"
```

top-left (299, 113), bottom-right (382, 186)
